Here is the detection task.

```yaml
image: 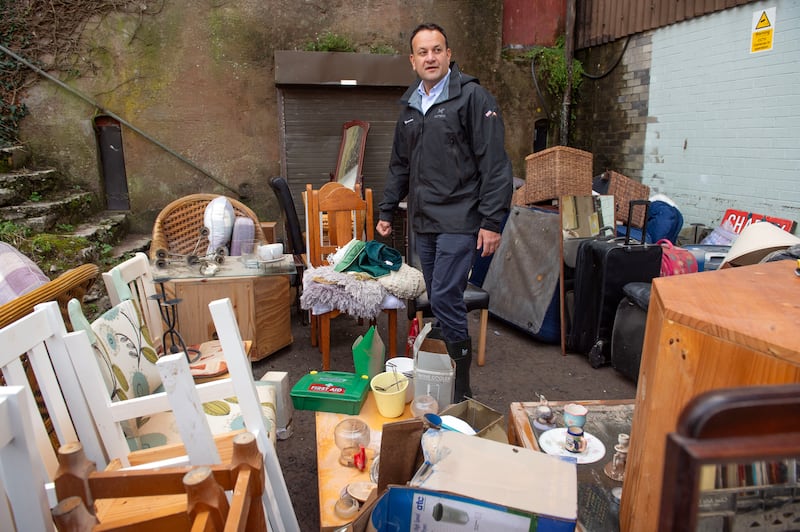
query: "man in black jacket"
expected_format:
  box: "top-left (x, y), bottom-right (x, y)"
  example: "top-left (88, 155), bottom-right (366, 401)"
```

top-left (376, 22), bottom-right (513, 401)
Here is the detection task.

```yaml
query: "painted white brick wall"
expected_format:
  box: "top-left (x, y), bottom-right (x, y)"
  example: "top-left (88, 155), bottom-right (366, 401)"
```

top-left (643, 0), bottom-right (800, 231)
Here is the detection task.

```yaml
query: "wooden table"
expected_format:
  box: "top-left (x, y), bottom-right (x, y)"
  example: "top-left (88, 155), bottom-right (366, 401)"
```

top-left (315, 393), bottom-right (412, 529)
top-left (620, 260), bottom-right (800, 532)
top-left (154, 255), bottom-right (295, 360)
top-left (508, 399), bottom-right (635, 532)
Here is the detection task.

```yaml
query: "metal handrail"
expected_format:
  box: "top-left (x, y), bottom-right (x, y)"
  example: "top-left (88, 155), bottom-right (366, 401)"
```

top-left (0, 44), bottom-right (238, 196)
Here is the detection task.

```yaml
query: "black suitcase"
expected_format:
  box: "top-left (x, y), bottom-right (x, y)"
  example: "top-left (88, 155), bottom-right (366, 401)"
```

top-left (610, 282), bottom-right (652, 382)
top-left (567, 200), bottom-right (662, 368)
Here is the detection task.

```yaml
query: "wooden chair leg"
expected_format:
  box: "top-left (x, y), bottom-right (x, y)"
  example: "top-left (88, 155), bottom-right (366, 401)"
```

top-left (320, 314), bottom-right (331, 370)
top-left (385, 308), bottom-right (397, 358)
top-left (52, 496), bottom-right (99, 531)
top-left (230, 432), bottom-right (266, 531)
top-left (55, 442), bottom-right (97, 511)
top-left (477, 309), bottom-right (488, 366)
top-left (184, 466), bottom-right (229, 531)
top-left (310, 314), bottom-right (319, 347)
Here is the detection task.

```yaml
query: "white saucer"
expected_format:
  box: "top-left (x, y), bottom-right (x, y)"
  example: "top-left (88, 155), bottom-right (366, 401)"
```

top-left (537, 428), bottom-right (607, 464)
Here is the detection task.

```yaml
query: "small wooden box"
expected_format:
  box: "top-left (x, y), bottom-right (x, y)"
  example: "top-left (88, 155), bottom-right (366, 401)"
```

top-left (167, 274), bottom-right (292, 360)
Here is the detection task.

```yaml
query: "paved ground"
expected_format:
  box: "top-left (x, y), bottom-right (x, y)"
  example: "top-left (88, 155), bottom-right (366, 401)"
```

top-left (252, 306), bottom-right (638, 530)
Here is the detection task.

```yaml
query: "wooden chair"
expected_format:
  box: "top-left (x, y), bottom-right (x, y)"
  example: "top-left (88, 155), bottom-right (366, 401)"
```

top-left (57, 300), bottom-right (299, 532)
top-left (658, 383), bottom-right (800, 531)
top-left (51, 432), bottom-right (270, 532)
top-left (64, 296), bottom-right (278, 467)
top-left (0, 301), bottom-right (106, 507)
top-left (0, 386), bottom-right (53, 531)
top-left (150, 193), bottom-right (266, 261)
top-left (406, 228), bottom-right (490, 366)
top-left (303, 181), bottom-right (398, 370)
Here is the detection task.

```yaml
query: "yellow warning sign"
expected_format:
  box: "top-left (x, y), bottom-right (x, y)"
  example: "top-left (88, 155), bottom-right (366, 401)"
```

top-left (750, 7), bottom-right (776, 54)
top-left (755, 11), bottom-right (771, 30)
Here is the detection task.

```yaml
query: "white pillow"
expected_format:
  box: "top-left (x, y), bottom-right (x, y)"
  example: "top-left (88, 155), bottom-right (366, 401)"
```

top-left (203, 196), bottom-right (235, 256)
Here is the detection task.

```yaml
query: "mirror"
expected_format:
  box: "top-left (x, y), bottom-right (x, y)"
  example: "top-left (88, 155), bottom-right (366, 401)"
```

top-left (558, 195), bottom-right (615, 355)
top-left (332, 120), bottom-right (370, 190)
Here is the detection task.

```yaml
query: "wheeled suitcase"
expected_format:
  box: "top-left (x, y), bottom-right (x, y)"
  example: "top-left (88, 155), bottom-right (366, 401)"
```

top-left (610, 282), bottom-right (652, 382)
top-left (567, 200), bottom-right (663, 367)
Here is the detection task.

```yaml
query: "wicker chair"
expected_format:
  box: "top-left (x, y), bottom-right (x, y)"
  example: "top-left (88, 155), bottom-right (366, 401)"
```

top-left (0, 262), bottom-right (99, 330)
top-left (150, 194), bottom-right (265, 260)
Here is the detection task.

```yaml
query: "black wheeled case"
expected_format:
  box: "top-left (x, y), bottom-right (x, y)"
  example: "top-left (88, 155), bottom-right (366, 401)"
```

top-left (566, 200), bottom-right (662, 367)
top-left (610, 282), bottom-right (652, 382)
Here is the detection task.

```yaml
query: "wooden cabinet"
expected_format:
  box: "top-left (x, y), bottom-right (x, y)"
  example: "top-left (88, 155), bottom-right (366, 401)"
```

top-left (620, 260), bottom-right (800, 531)
top-left (167, 274), bottom-right (293, 361)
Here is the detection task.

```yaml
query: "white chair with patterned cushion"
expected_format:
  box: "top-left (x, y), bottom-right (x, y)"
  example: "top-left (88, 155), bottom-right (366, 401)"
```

top-left (66, 297), bottom-right (277, 467)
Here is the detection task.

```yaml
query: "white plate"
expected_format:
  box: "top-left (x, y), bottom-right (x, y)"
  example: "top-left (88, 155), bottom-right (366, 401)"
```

top-left (346, 481), bottom-right (377, 502)
top-left (537, 428), bottom-right (607, 464)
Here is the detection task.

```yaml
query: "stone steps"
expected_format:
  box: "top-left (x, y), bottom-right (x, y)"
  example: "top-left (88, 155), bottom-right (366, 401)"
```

top-left (0, 145), bottom-right (138, 260)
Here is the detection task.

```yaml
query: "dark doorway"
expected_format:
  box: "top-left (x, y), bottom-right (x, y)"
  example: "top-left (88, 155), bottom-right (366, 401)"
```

top-left (94, 115), bottom-right (130, 210)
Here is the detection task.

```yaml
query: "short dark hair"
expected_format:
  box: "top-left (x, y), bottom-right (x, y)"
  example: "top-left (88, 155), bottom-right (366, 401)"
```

top-left (409, 23), bottom-right (448, 52)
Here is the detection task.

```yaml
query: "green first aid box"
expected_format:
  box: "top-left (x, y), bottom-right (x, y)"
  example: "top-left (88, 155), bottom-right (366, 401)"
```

top-left (290, 371), bottom-right (370, 415)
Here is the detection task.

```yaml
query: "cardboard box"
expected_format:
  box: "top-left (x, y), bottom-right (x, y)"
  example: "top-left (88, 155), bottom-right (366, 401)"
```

top-left (412, 323), bottom-right (455, 409)
top-left (408, 431), bottom-right (577, 530)
top-left (290, 371), bottom-right (369, 414)
top-left (440, 397), bottom-right (507, 443)
top-left (369, 485), bottom-right (576, 531)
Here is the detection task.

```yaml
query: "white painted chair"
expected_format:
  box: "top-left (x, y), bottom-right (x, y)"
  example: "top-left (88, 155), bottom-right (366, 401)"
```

top-left (0, 301), bottom-right (106, 516)
top-left (101, 252), bottom-right (163, 349)
top-left (66, 296), bottom-right (277, 467)
top-left (62, 298), bottom-right (299, 531)
top-left (0, 386), bottom-right (53, 531)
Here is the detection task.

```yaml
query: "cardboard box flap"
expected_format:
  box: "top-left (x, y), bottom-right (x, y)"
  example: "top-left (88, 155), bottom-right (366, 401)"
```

top-left (419, 431), bottom-right (577, 521)
top-left (413, 322), bottom-right (453, 372)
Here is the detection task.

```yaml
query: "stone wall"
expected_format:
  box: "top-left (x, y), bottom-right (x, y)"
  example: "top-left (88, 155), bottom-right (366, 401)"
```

top-left (16, 0), bottom-right (539, 232)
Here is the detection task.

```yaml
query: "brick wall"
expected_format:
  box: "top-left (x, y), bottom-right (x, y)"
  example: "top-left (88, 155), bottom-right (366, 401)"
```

top-left (642, 0), bottom-right (800, 227)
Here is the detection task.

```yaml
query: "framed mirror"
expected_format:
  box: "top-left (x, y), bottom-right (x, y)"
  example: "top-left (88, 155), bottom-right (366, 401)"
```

top-left (332, 120), bottom-right (370, 190)
top-left (558, 195), bottom-right (615, 355)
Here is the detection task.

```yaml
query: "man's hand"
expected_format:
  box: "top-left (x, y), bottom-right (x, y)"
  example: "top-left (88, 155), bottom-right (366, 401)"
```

top-left (376, 220), bottom-right (393, 237)
top-left (477, 228), bottom-right (501, 257)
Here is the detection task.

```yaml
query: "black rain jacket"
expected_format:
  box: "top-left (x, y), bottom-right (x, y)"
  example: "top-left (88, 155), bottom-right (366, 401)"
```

top-left (379, 62), bottom-right (513, 235)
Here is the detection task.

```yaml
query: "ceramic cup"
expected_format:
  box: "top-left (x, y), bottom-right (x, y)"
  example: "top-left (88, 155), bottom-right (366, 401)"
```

top-left (563, 403), bottom-right (588, 428)
top-left (370, 372), bottom-right (408, 418)
top-left (257, 242), bottom-right (284, 261)
top-left (565, 426), bottom-right (588, 453)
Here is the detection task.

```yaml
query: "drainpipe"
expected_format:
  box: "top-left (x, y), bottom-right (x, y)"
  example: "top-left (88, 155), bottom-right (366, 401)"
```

top-left (561, 0), bottom-right (577, 146)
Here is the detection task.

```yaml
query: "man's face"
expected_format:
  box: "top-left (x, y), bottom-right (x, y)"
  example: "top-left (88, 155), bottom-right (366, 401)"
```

top-left (409, 29), bottom-right (451, 90)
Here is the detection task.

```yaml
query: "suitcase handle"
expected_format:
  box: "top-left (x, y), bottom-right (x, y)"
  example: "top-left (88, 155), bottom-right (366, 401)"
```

top-left (624, 200), bottom-right (651, 245)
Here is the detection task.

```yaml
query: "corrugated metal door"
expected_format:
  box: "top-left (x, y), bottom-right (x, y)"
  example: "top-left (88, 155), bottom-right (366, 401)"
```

top-left (278, 86), bottom-right (406, 228)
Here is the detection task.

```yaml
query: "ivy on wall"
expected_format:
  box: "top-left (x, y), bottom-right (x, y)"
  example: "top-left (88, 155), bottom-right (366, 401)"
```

top-left (0, 0), bottom-right (161, 147)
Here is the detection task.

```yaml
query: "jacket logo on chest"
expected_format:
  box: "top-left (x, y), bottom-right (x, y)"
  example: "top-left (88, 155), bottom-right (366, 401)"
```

top-left (433, 107), bottom-right (447, 119)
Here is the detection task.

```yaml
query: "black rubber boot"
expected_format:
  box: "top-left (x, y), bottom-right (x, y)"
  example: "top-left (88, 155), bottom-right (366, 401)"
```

top-left (446, 337), bottom-right (473, 402)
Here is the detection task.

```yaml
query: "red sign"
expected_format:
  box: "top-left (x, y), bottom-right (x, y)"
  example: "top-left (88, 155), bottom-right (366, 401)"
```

top-left (722, 209), bottom-right (796, 234)
top-left (308, 383), bottom-right (345, 395)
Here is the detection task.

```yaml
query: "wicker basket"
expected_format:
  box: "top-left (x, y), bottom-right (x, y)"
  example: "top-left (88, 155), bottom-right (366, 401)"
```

top-left (604, 171), bottom-right (650, 227)
top-left (524, 146), bottom-right (593, 204)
